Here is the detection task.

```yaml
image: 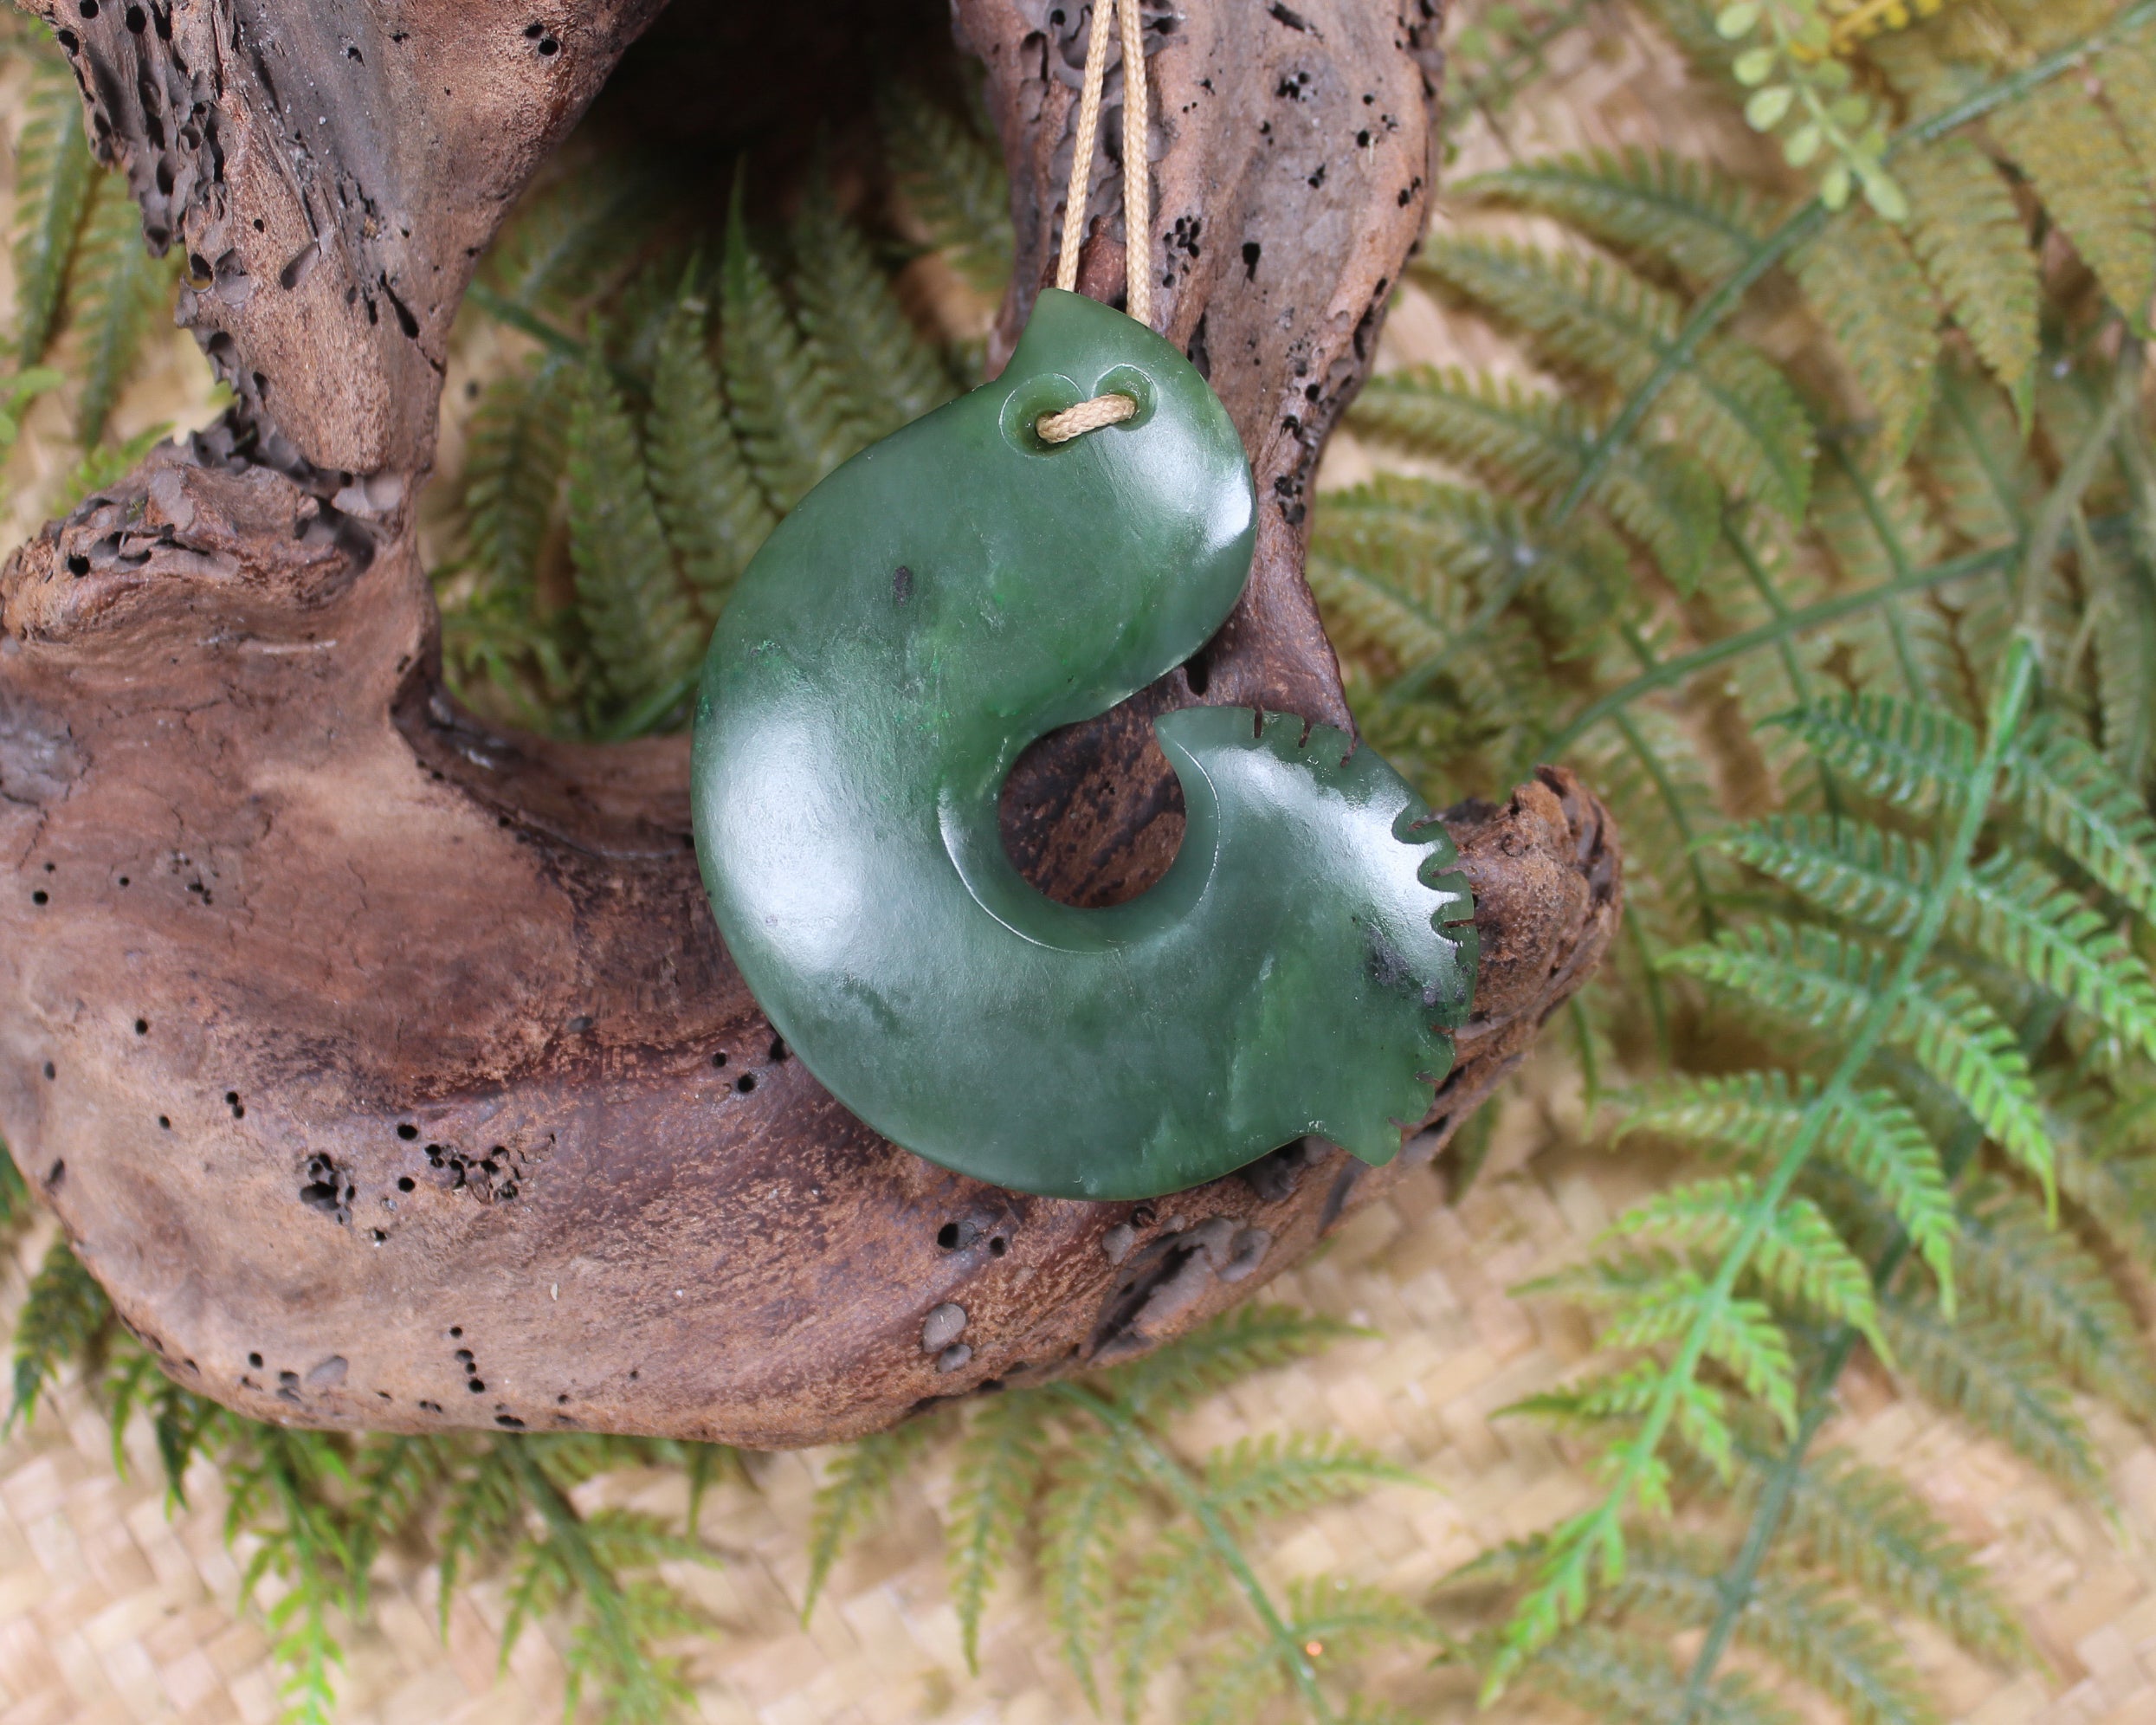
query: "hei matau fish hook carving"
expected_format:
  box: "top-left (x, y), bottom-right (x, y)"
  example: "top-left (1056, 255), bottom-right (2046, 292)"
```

top-left (691, 288), bottom-right (1476, 1200)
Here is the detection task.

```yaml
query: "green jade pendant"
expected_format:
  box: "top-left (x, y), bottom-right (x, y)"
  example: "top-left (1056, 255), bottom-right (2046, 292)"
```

top-left (692, 290), bottom-right (1476, 1199)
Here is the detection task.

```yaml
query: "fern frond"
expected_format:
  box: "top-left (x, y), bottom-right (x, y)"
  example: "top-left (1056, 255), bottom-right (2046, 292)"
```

top-left (1456, 147), bottom-right (1775, 288)
top-left (1113, 1528), bottom-right (1229, 1719)
top-left (1753, 1442), bottom-right (2027, 1664)
top-left (2101, 32), bottom-right (2156, 206)
top-left (1346, 367), bottom-right (1720, 588)
top-left (1662, 921), bottom-right (2053, 1194)
top-left (1412, 237), bottom-right (1814, 519)
top-left (1989, 80), bottom-right (2155, 322)
top-left (1039, 1424), bottom-right (1136, 1703)
top-left (461, 357), bottom-right (571, 591)
top-left (435, 1442), bottom-right (525, 1625)
top-left (947, 1391), bottom-right (1050, 1672)
top-left (1305, 476), bottom-right (1619, 676)
top-left (9, 1236), bottom-right (109, 1425)
top-left (1774, 691), bottom-right (1979, 815)
top-left (791, 171), bottom-right (954, 444)
top-left (1877, 1289), bottom-right (2105, 1496)
top-left (1621, 1071), bottom-right (1957, 1296)
top-left (482, 156), bottom-right (663, 314)
top-left (1725, 815), bottom-right (2156, 1061)
top-left (1898, 134), bottom-right (2037, 421)
top-left (1794, 207), bottom-right (1940, 467)
top-left (1614, 1538), bottom-right (1939, 1725)
top-left (1608, 1179), bottom-right (1884, 1354)
top-left (2009, 719), bottom-right (2156, 924)
top-left (1920, 358), bottom-right (2041, 550)
top-left (878, 81), bottom-right (1012, 299)
top-left (1203, 1431), bottom-right (1420, 1528)
top-left (1551, 1253), bottom-right (1798, 1431)
top-left (2081, 523), bottom-right (2156, 787)
top-left (564, 344), bottom-right (702, 724)
top-left (222, 1425), bottom-right (356, 1725)
top-left (69, 171), bottom-right (173, 445)
top-left (347, 1436), bottom-right (449, 1609)
top-left (646, 286), bottom-right (773, 614)
top-left (1106, 1304), bottom-right (1360, 1418)
top-left (0, 1142), bottom-right (29, 1235)
top-left (10, 56), bottom-right (94, 365)
top-left (101, 1341), bottom-right (213, 1505)
top-left (801, 1414), bottom-right (941, 1619)
top-left (1954, 1179), bottom-right (2156, 1422)
top-left (1518, 1623), bottom-right (1804, 1725)
top-left (1507, 1357), bottom-right (1737, 1476)
top-left (720, 178), bottom-right (854, 510)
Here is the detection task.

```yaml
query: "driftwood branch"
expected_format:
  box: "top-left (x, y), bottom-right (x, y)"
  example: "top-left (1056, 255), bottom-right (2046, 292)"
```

top-left (0, 0), bottom-right (1619, 1447)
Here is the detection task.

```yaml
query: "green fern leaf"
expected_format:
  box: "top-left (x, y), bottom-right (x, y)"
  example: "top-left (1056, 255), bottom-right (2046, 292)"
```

top-left (462, 357), bottom-right (571, 592)
top-left (1346, 367), bottom-right (1720, 588)
top-left (947, 1391), bottom-right (1050, 1672)
top-left (435, 1443), bottom-right (525, 1625)
top-left (720, 177), bottom-right (854, 510)
top-left (11, 57), bottom-right (95, 365)
top-left (1898, 134), bottom-right (2037, 422)
top-left (1519, 1624), bottom-right (1803, 1725)
top-left (1184, 1624), bottom-right (1292, 1725)
top-left (1725, 815), bottom-right (2156, 1062)
top-left (1927, 359), bottom-right (2043, 551)
top-left (1305, 476), bottom-right (1611, 673)
top-left (1955, 1179), bottom-right (2156, 1422)
top-left (109, 1350), bottom-right (214, 1509)
top-left (1620, 1071), bottom-right (1957, 1300)
top-left (2009, 719), bottom-right (2156, 924)
top-left (802, 1415), bottom-right (941, 1619)
top-left (69, 171), bottom-right (174, 445)
top-left (0, 1142), bottom-right (29, 1235)
top-left (1877, 1289), bottom-right (2105, 1496)
top-left (1663, 921), bottom-right (2053, 1194)
top-left (1413, 237), bottom-right (1814, 518)
top-left (1113, 1528), bottom-right (1228, 1718)
top-left (481, 155), bottom-right (663, 315)
top-left (1774, 691), bottom-right (1980, 817)
top-left (1456, 147), bottom-right (1775, 289)
top-left (1793, 207), bottom-right (1940, 467)
top-left (1202, 1431), bottom-right (1420, 1528)
top-left (2081, 527), bottom-right (2156, 788)
top-left (1989, 81), bottom-right (2156, 323)
top-left (1753, 1442), bottom-right (2028, 1664)
top-left (878, 81), bottom-right (1013, 300)
top-left (1616, 1538), bottom-right (1939, 1725)
top-left (9, 1236), bottom-right (110, 1426)
top-left (1556, 1254), bottom-right (1798, 1431)
top-left (1507, 1358), bottom-right (1738, 1476)
top-left (646, 286), bottom-right (774, 614)
top-left (2101, 33), bottom-right (2156, 210)
top-left (791, 171), bottom-right (955, 445)
top-left (2059, 1117), bottom-right (2156, 1270)
top-left (1107, 1304), bottom-right (1360, 1418)
top-left (564, 346), bottom-right (702, 723)
top-left (1039, 1425), bottom-right (1136, 1704)
top-left (1608, 1179), bottom-right (1885, 1354)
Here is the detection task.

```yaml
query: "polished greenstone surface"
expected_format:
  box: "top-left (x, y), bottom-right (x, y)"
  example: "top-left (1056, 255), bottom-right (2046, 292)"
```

top-left (692, 289), bottom-right (1475, 1199)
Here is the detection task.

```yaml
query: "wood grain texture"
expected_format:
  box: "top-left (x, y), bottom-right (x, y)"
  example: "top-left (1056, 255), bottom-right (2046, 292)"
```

top-left (0, 0), bottom-right (1621, 1447)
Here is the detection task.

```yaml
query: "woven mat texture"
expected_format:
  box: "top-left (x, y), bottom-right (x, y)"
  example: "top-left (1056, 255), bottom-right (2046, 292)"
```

top-left (6, 6), bottom-right (2156, 1722)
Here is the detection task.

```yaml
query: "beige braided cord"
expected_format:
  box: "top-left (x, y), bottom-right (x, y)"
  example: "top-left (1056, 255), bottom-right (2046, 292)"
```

top-left (1040, 0), bottom-right (1151, 445)
top-left (1036, 391), bottom-right (1139, 443)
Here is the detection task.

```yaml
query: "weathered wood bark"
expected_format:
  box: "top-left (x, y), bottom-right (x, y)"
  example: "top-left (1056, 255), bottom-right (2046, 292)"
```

top-left (0, 0), bottom-right (1619, 1446)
